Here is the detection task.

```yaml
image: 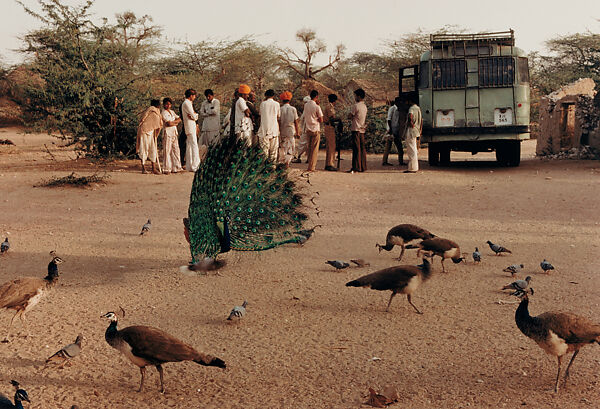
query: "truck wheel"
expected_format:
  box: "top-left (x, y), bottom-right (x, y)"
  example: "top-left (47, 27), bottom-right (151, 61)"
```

top-left (428, 143), bottom-right (440, 166)
top-left (496, 141), bottom-right (521, 167)
top-left (439, 146), bottom-right (451, 166)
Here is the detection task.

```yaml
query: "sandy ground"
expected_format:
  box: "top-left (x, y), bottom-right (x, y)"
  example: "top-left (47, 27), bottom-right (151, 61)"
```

top-left (0, 127), bottom-right (599, 409)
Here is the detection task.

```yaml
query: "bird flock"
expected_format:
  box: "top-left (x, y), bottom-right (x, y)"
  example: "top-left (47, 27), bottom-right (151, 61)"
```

top-left (0, 217), bottom-right (597, 405)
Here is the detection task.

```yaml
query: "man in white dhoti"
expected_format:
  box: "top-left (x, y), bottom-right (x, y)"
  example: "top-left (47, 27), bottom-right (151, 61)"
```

top-left (161, 98), bottom-right (184, 174)
top-left (292, 95), bottom-right (312, 163)
top-left (257, 89), bottom-right (281, 162)
top-left (182, 88), bottom-right (200, 172)
top-left (278, 91), bottom-right (299, 168)
top-left (235, 84), bottom-right (253, 146)
top-left (200, 89), bottom-right (221, 146)
top-left (136, 99), bottom-right (163, 174)
top-left (404, 98), bottom-right (422, 173)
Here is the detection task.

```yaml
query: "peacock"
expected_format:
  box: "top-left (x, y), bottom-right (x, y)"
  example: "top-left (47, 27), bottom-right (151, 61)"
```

top-left (183, 133), bottom-right (311, 270)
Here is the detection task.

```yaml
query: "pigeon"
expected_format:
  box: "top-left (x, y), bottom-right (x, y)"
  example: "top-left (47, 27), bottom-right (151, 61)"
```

top-left (0, 238), bottom-right (8, 254)
top-left (540, 259), bottom-right (554, 273)
top-left (486, 240), bottom-right (512, 256)
top-left (503, 263), bottom-right (524, 277)
top-left (297, 225), bottom-right (322, 245)
top-left (472, 247), bottom-right (481, 263)
top-left (139, 219), bottom-right (151, 235)
top-left (326, 260), bottom-right (350, 270)
top-left (46, 335), bottom-right (83, 368)
top-left (227, 301), bottom-right (248, 320)
top-left (350, 259), bottom-right (370, 267)
top-left (502, 276), bottom-right (531, 294)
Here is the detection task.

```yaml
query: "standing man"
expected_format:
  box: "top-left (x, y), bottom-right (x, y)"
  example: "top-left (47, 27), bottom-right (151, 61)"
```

top-left (383, 97), bottom-right (407, 167)
top-left (292, 95), bottom-right (311, 163)
top-left (404, 96), bottom-right (422, 173)
top-left (303, 90), bottom-right (323, 172)
top-left (182, 88), bottom-right (200, 172)
top-left (278, 91), bottom-right (299, 168)
top-left (161, 97), bottom-right (184, 174)
top-left (137, 99), bottom-right (163, 174)
top-left (348, 88), bottom-right (368, 172)
top-left (323, 94), bottom-right (339, 171)
top-left (257, 89), bottom-right (281, 162)
top-left (200, 89), bottom-right (221, 146)
top-left (235, 84), bottom-right (253, 145)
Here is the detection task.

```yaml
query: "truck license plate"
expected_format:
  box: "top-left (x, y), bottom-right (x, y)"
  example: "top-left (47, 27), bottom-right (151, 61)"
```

top-left (494, 108), bottom-right (513, 125)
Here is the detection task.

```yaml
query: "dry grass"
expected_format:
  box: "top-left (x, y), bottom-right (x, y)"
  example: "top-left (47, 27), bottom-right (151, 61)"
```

top-left (35, 171), bottom-right (110, 188)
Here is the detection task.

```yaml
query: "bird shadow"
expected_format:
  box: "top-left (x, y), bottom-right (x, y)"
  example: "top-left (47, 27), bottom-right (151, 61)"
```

top-left (1, 356), bottom-right (41, 369)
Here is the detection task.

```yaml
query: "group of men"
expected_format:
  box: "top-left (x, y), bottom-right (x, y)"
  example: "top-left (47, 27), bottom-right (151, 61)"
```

top-left (135, 84), bottom-right (423, 175)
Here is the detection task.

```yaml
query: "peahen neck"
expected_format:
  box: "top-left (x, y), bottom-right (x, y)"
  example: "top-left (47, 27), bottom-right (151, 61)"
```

top-left (420, 261), bottom-right (433, 281)
top-left (515, 297), bottom-right (542, 339)
top-left (381, 243), bottom-right (394, 251)
top-left (105, 320), bottom-right (119, 344)
top-left (45, 261), bottom-right (59, 284)
top-left (14, 396), bottom-right (24, 409)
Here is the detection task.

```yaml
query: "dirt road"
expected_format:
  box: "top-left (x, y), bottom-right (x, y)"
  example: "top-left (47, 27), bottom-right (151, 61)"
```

top-left (0, 127), bottom-right (599, 408)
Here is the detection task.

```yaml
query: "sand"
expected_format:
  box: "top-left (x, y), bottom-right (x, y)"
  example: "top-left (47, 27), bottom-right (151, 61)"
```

top-left (0, 126), bottom-right (599, 409)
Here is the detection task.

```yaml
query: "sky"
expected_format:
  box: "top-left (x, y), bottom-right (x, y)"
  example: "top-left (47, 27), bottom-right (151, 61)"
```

top-left (2, 0), bottom-right (599, 65)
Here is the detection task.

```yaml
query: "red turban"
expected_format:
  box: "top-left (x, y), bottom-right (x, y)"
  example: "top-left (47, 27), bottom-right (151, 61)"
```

top-left (279, 91), bottom-right (293, 101)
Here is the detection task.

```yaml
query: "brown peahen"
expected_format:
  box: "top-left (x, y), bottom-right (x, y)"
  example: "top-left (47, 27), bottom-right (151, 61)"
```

top-left (183, 133), bottom-right (311, 270)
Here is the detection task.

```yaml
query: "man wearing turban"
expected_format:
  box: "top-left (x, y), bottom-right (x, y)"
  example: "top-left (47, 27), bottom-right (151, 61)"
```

top-left (235, 84), bottom-right (253, 145)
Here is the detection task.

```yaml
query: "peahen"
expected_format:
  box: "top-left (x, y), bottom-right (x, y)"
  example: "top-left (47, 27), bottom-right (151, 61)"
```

top-left (183, 133), bottom-right (311, 270)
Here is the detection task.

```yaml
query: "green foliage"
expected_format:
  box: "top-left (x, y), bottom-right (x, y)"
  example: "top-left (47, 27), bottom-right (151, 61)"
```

top-left (17, 0), bottom-right (161, 156)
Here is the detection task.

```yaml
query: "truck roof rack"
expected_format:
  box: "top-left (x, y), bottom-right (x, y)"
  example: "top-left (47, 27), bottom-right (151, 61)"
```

top-left (430, 30), bottom-right (514, 46)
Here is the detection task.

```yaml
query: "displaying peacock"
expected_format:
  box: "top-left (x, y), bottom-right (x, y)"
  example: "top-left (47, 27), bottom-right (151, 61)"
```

top-left (183, 134), bottom-right (311, 270)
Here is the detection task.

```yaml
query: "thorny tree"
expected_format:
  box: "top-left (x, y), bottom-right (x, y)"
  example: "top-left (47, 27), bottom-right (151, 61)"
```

top-left (279, 29), bottom-right (345, 80)
top-left (17, 0), bottom-right (161, 156)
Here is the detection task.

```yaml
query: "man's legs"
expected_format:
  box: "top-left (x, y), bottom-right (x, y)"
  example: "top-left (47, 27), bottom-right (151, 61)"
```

top-left (393, 132), bottom-right (404, 165)
top-left (163, 134), bottom-right (173, 173)
top-left (324, 125), bottom-right (336, 169)
top-left (406, 133), bottom-right (419, 172)
top-left (382, 137), bottom-right (393, 165)
top-left (358, 132), bottom-right (367, 172)
top-left (306, 130), bottom-right (320, 171)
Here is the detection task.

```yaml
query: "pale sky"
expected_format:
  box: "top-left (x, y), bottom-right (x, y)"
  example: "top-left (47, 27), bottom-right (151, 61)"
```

top-left (2, 0), bottom-right (599, 65)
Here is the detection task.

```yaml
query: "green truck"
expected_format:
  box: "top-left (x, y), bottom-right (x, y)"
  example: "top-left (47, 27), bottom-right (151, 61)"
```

top-left (400, 30), bottom-right (530, 166)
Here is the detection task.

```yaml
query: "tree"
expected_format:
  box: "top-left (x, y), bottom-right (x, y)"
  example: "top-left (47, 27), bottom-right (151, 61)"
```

top-left (16, 0), bottom-right (161, 156)
top-left (279, 29), bottom-right (345, 80)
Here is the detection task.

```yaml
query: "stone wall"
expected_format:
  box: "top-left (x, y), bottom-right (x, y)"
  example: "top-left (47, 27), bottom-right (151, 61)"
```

top-left (536, 78), bottom-right (597, 156)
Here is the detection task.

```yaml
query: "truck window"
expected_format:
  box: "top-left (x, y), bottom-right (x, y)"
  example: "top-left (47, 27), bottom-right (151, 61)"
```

top-left (479, 57), bottom-right (514, 87)
top-left (419, 61), bottom-right (429, 88)
top-left (518, 57), bottom-right (529, 83)
top-left (432, 60), bottom-right (466, 90)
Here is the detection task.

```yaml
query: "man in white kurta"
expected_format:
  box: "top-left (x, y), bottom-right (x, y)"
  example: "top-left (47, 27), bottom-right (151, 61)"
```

top-left (182, 89), bottom-right (200, 172)
top-left (257, 89), bottom-right (281, 162)
top-left (278, 91), bottom-right (299, 167)
top-left (235, 84), bottom-right (253, 146)
top-left (292, 96), bottom-right (312, 163)
top-left (200, 89), bottom-right (221, 146)
top-left (161, 98), bottom-right (183, 174)
top-left (404, 101), bottom-right (422, 173)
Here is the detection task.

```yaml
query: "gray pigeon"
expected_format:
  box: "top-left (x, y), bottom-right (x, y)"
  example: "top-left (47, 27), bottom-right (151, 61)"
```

top-left (503, 263), bottom-right (524, 277)
top-left (486, 240), bottom-right (512, 255)
top-left (540, 259), bottom-right (554, 273)
top-left (0, 238), bottom-right (8, 254)
top-left (227, 301), bottom-right (248, 321)
top-left (472, 247), bottom-right (481, 263)
top-left (502, 276), bottom-right (531, 293)
top-left (139, 219), bottom-right (151, 235)
top-left (297, 225), bottom-right (321, 245)
top-left (46, 335), bottom-right (83, 368)
top-left (326, 260), bottom-right (350, 270)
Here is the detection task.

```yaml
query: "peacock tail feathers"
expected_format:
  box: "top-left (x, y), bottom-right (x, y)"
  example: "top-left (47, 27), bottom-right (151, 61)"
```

top-left (187, 135), bottom-right (310, 263)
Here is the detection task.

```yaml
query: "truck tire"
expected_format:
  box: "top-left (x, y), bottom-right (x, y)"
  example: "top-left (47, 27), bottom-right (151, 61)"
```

top-left (439, 146), bottom-right (451, 166)
top-left (428, 143), bottom-right (440, 166)
top-left (496, 141), bottom-right (521, 167)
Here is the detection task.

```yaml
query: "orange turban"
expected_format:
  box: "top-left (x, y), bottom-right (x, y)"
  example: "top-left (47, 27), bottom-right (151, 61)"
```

top-left (279, 91), bottom-right (293, 101)
top-left (238, 84), bottom-right (251, 94)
